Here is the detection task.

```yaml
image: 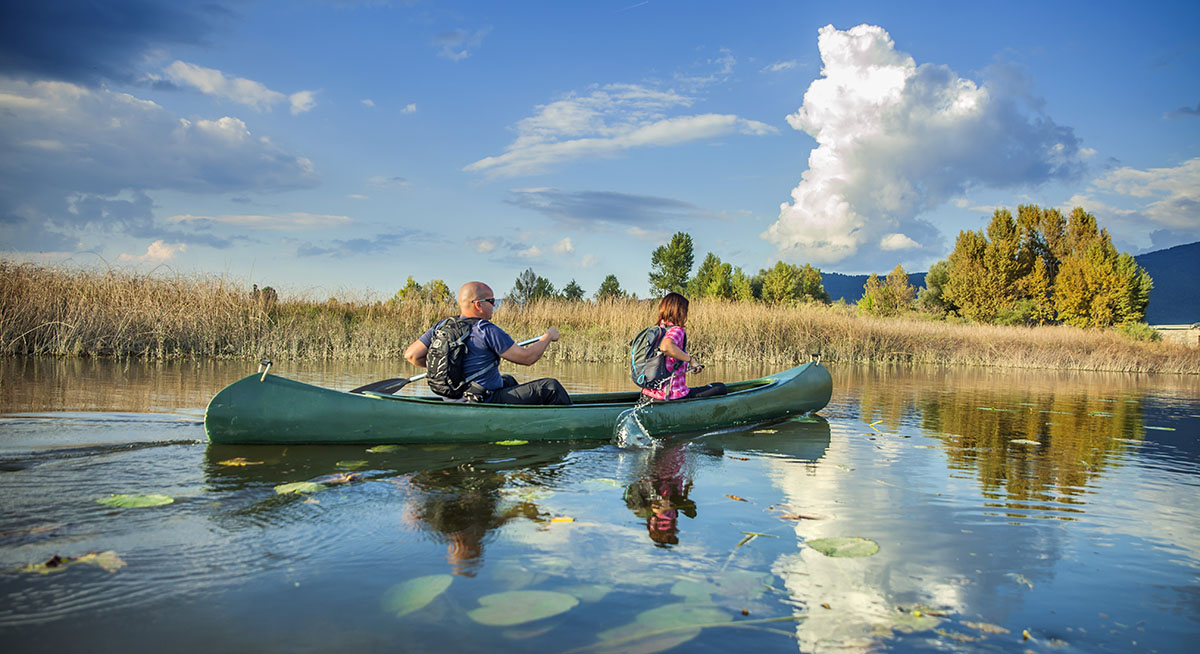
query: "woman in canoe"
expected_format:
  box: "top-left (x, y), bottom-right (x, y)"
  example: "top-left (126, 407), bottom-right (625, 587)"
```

top-left (642, 292), bottom-right (727, 401)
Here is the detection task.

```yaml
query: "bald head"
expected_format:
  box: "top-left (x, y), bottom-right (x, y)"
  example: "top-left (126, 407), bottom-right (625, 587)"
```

top-left (458, 281), bottom-right (494, 315)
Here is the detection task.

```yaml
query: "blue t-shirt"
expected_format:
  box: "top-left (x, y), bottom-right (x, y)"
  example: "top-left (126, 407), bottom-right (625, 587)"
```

top-left (418, 318), bottom-right (515, 390)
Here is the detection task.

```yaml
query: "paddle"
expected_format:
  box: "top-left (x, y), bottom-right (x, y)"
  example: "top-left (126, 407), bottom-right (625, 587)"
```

top-left (348, 335), bottom-right (544, 395)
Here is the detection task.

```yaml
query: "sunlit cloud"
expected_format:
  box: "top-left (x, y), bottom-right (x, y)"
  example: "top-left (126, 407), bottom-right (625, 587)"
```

top-left (169, 212), bottom-right (353, 230)
top-left (764, 24), bottom-right (1085, 270)
top-left (118, 240), bottom-right (186, 263)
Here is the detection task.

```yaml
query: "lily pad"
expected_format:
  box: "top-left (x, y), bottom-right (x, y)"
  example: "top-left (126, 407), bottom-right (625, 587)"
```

top-left (97, 494), bottom-right (174, 508)
top-left (467, 590), bottom-right (579, 626)
top-left (274, 481), bottom-right (325, 495)
top-left (382, 574), bottom-right (453, 617)
top-left (217, 457), bottom-right (263, 466)
top-left (20, 551), bottom-right (126, 574)
top-left (595, 603), bottom-right (732, 654)
top-left (561, 583), bottom-right (613, 603)
top-left (493, 440), bottom-right (529, 446)
top-left (806, 536), bottom-right (879, 557)
top-left (336, 460), bottom-right (368, 470)
top-left (367, 445), bottom-right (402, 453)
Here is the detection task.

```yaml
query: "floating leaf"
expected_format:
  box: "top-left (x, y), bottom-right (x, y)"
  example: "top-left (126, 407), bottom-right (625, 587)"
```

top-left (367, 445), bottom-right (401, 453)
top-left (549, 516), bottom-right (574, 523)
top-left (751, 429), bottom-right (777, 434)
top-left (1010, 439), bottom-right (1040, 446)
top-left (585, 478), bottom-right (620, 487)
top-left (964, 621), bottom-right (1010, 634)
top-left (316, 472), bottom-right (363, 485)
top-left (467, 590), bottom-right (579, 626)
top-left (561, 584), bottom-right (613, 603)
top-left (806, 536), bottom-right (879, 558)
top-left (336, 460), bottom-right (368, 470)
top-left (669, 580), bottom-right (715, 603)
top-left (594, 625), bottom-right (701, 654)
top-left (1144, 425), bottom-right (1176, 431)
top-left (500, 487), bottom-right (554, 501)
top-left (725, 494), bottom-right (747, 502)
top-left (1006, 572), bottom-right (1033, 589)
top-left (20, 551), bottom-right (126, 574)
top-left (493, 440), bottom-right (529, 446)
top-left (97, 494), bottom-right (174, 508)
top-left (636, 603), bottom-right (732, 629)
top-left (274, 481), bottom-right (324, 495)
top-left (217, 458), bottom-right (263, 466)
top-left (382, 574), bottom-right (453, 617)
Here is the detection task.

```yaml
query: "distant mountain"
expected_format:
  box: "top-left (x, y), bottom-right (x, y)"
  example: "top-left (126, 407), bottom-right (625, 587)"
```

top-left (821, 271), bottom-right (926, 303)
top-left (816, 240), bottom-right (1197, 325)
top-left (1135, 241), bottom-right (1199, 325)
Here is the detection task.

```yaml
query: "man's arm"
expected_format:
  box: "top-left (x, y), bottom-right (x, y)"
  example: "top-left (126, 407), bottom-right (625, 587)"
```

top-left (499, 328), bottom-right (559, 366)
top-left (404, 339), bottom-right (428, 368)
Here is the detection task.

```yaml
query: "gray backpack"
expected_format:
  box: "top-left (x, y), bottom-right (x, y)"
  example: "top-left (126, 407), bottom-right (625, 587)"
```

top-left (629, 326), bottom-right (683, 389)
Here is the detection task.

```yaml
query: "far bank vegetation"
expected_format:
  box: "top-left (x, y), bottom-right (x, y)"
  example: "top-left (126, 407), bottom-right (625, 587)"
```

top-left (2, 240), bottom-right (1194, 375)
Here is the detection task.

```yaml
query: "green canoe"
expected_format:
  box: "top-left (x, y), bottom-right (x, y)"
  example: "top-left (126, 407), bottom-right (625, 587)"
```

top-left (204, 361), bottom-right (833, 445)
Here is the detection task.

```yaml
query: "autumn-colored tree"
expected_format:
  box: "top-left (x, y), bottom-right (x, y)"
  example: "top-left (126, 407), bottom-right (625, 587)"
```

top-left (1053, 212), bottom-right (1153, 327)
top-left (859, 265), bottom-right (915, 317)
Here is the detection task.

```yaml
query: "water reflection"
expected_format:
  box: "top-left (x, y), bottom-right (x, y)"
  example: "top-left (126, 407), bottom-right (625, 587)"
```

top-left (623, 444), bottom-right (697, 547)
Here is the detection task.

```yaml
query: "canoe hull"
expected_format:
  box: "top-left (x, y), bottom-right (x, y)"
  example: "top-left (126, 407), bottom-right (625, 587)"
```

top-left (204, 362), bottom-right (832, 445)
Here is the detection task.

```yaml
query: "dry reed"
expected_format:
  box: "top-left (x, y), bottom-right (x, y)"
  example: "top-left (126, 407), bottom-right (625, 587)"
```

top-left (2, 262), bottom-right (1196, 374)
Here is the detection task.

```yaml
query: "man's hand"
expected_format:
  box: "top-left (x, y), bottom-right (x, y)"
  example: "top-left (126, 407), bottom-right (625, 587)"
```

top-left (688, 361), bottom-right (704, 373)
top-left (544, 327), bottom-right (560, 342)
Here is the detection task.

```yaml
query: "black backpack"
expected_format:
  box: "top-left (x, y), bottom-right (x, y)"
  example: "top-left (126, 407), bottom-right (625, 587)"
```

top-left (426, 317), bottom-right (497, 399)
top-left (629, 326), bottom-right (684, 389)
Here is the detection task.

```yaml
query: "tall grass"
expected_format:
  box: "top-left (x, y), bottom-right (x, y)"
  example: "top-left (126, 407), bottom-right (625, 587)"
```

top-left (2, 262), bottom-right (1196, 374)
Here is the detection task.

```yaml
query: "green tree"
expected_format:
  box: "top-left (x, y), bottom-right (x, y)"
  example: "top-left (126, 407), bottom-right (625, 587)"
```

top-left (394, 276), bottom-right (424, 303)
top-left (690, 252), bottom-right (734, 299)
top-left (859, 265), bottom-right (914, 317)
top-left (648, 232), bottom-right (694, 296)
top-left (916, 259), bottom-right (954, 315)
top-left (423, 279), bottom-right (452, 304)
top-left (760, 261), bottom-right (800, 304)
top-left (731, 267), bottom-right (755, 302)
top-left (797, 264), bottom-right (830, 303)
top-left (857, 273), bottom-right (883, 316)
top-left (560, 279), bottom-right (585, 302)
top-left (594, 274), bottom-right (625, 301)
top-left (510, 268), bottom-right (557, 305)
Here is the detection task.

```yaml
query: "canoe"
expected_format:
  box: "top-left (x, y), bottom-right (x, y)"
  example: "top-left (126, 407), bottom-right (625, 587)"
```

top-left (204, 361), bottom-right (833, 445)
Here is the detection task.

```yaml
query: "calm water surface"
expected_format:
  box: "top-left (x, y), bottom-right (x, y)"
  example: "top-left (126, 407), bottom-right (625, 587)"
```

top-left (1, 358), bottom-right (1197, 652)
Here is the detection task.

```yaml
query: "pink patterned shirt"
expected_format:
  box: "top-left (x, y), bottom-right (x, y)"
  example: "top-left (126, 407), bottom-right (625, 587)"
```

top-left (641, 323), bottom-right (689, 401)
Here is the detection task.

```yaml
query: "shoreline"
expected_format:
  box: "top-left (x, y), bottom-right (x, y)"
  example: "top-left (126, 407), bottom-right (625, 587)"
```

top-left (3, 262), bottom-right (1197, 375)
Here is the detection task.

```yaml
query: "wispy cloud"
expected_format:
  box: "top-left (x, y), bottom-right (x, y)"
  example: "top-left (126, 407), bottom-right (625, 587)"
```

top-left (1068, 157), bottom-right (1200, 250)
top-left (1166, 101), bottom-right (1200, 118)
top-left (506, 188), bottom-right (713, 229)
top-left (761, 60), bottom-right (798, 73)
top-left (169, 212), bottom-right (353, 230)
top-left (161, 61), bottom-right (317, 113)
top-left (466, 82), bottom-right (774, 178)
top-left (435, 27), bottom-right (492, 61)
top-left (296, 230), bottom-right (437, 257)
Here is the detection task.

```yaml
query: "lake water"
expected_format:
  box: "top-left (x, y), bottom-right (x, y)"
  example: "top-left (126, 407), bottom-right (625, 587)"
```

top-left (1, 358), bottom-right (1197, 652)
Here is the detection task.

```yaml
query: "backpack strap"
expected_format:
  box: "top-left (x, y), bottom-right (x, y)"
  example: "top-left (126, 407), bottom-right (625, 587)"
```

top-left (461, 318), bottom-right (500, 383)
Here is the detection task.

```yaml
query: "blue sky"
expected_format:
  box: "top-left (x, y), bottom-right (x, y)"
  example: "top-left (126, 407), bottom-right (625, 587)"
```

top-left (2, 0), bottom-right (1197, 299)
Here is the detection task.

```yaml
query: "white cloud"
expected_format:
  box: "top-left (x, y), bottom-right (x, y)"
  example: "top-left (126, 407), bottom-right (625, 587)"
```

top-left (879, 233), bottom-right (920, 250)
top-left (401, 103), bottom-right (417, 114)
top-left (362, 99), bottom-right (375, 107)
top-left (471, 238), bottom-right (496, 253)
top-left (289, 90), bottom-right (317, 115)
top-left (0, 78), bottom-right (317, 251)
top-left (762, 60), bottom-right (798, 73)
top-left (552, 237), bottom-right (574, 254)
top-left (517, 245), bottom-right (542, 259)
top-left (118, 240), bottom-right (186, 263)
top-left (626, 225), bottom-right (671, 243)
top-left (168, 212), bottom-right (352, 230)
top-left (764, 24), bottom-right (1084, 269)
top-left (465, 83), bottom-right (776, 178)
top-left (580, 254), bottom-right (599, 268)
top-left (1069, 157), bottom-right (1200, 249)
top-left (163, 61), bottom-right (316, 114)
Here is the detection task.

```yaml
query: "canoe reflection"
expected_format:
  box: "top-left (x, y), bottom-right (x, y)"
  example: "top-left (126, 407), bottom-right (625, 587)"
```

top-left (204, 440), bottom-right (595, 576)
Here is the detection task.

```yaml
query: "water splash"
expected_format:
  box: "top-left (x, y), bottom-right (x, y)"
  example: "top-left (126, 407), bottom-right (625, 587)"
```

top-left (613, 395), bottom-right (660, 449)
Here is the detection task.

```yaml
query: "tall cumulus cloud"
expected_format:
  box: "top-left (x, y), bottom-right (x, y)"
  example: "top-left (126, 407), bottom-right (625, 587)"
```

top-left (765, 24), bottom-right (1085, 269)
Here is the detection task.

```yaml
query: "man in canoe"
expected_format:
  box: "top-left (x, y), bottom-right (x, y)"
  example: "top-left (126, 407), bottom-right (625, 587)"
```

top-left (404, 281), bottom-right (572, 405)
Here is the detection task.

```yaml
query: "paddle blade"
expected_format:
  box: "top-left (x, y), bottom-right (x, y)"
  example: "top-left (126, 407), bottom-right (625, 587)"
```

top-left (348, 377), bottom-right (410, 395)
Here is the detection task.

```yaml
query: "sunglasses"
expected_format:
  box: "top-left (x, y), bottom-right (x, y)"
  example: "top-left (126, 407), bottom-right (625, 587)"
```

top-left (476, 297), bottom-right (499, 308)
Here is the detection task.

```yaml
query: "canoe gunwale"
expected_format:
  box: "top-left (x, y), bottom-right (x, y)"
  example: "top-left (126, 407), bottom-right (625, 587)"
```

top-left (357, 378), bottom-right (779, 408)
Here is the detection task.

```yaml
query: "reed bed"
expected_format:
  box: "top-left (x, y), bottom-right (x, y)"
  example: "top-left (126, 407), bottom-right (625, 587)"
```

top-left (2, 262), bottom-right (1196, 374)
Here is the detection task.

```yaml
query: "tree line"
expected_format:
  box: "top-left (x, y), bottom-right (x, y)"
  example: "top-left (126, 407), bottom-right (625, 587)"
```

top-left (391, 204), bottom-right (1153, 330)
